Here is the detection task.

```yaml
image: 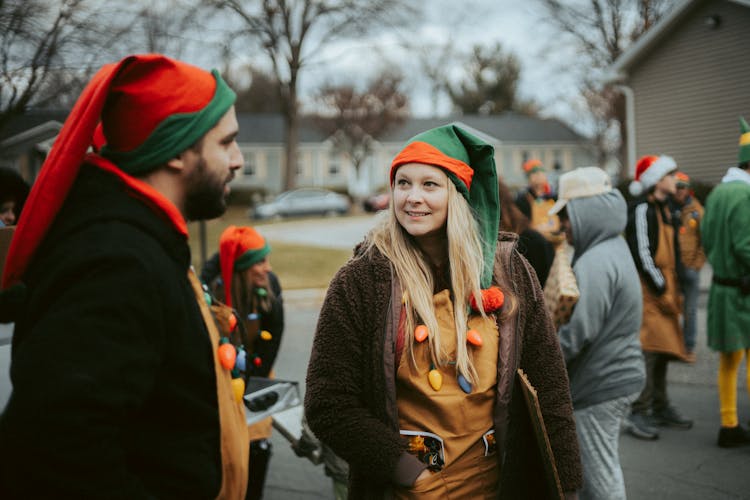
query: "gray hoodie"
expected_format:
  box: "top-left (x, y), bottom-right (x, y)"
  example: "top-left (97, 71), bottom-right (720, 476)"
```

top-left (559, 189), bottom-right (645, 409)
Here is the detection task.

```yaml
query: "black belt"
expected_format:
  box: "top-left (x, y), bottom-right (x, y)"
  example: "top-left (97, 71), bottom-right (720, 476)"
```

top-left (713, 275), bottom-right (750, 294)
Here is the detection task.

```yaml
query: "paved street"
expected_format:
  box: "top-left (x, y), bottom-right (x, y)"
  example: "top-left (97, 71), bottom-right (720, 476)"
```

top-left (259, 232), bottom-right (750, 499)
top-left (2, 215), bottom-right (749, 498)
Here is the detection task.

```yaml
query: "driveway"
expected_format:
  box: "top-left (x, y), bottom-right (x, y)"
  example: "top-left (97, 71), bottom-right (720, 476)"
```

top-left (256, 214), bottom-right (380, 249)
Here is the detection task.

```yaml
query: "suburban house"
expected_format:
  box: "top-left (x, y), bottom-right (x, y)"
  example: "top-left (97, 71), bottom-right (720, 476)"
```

top-left (607, 0), bottom-right (750, 183)
top-left (0, 109), bottom-right (66, 181)
top-left (233, 113), bottom-right (595, 197)
top-left (0, 111), bottom-right (595, 195)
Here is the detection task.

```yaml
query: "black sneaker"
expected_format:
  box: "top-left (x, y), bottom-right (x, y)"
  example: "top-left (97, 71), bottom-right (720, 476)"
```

top-left (625, 412), bottom-right (660, 440)
top-left (718, 426), bottom-right (750, 448)
top-left (653, 406), bottom-right (693, 429)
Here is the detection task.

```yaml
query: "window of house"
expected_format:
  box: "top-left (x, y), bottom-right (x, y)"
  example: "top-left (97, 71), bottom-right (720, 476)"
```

top-left (267, 151), bottom-right (280, 172)
top-left (329, 154), bottom-right (341, 175)
top-left (243, 152), bottom-right (256, 177)
top-left (296, 152), bottom-right (304, 176)
top-left (553, 150), bottom-right (563, 171)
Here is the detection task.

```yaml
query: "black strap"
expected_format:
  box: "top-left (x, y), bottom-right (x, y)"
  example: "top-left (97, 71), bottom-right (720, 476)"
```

top-left (713, 275), bottom-right (750, 295)
top-left (713, 276), bottom-right (743, 287)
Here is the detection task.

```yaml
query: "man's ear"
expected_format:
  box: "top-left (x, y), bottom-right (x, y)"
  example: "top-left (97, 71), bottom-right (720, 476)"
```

top-left (166, 151), bottom-right (190, 172)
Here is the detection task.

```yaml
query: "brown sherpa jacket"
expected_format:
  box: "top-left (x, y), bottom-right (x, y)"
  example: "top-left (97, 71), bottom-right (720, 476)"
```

top-left (305, 232), bottom-right (582, 499)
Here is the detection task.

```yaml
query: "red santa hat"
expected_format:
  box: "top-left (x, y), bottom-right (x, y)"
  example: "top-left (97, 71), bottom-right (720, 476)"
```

top-left (628, 155), bottom-right (677, 196)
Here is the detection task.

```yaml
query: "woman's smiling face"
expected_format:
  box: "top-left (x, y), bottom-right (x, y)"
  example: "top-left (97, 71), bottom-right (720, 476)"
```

top-left (393, 162), bottom-right (449, 241)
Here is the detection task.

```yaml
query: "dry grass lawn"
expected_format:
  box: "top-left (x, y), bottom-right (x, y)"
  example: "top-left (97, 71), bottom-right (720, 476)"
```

top-left (187, 205), bottom-right (352, 290)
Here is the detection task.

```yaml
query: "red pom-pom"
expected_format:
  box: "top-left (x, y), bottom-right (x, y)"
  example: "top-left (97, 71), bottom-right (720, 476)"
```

top-left (470, 287), bottom-right (505, 313)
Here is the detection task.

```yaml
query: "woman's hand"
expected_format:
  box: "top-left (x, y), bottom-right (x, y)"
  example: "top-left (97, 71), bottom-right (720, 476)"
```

top-left (413, 468), bottom-right (431, 485)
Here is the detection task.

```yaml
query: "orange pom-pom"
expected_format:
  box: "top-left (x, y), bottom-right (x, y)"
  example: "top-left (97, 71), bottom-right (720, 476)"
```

top-left (470, 287), bottom-right (505, 313)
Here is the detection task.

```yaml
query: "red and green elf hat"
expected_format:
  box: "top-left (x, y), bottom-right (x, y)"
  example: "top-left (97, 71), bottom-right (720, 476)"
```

top-left (219, 226), bottom-right (271, 309)
top-left (522, 158), bottom-right (544, 176)
top-left (739, 116), bottom-right (750, 163)
top-left (390, 124), bottom-right (503, 311)
top-left (1, 54), bottom-right (236, 289)
top-left (675, 171), bottom-right (691, 188)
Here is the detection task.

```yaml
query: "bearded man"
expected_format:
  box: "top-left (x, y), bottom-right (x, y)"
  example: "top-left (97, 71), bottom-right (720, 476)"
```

top-left (0, 54), bottom-right (249, 498)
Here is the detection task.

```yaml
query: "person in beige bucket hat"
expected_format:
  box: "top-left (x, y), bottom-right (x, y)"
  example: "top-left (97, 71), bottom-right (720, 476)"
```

top-left (548, 166), bottom-right (613, 217)
top-left (549, 166), bottom-right (646, 500)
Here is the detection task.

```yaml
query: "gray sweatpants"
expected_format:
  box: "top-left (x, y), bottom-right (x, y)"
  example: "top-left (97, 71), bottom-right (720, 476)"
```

top-left (574, 393), bottom-right (639, 500)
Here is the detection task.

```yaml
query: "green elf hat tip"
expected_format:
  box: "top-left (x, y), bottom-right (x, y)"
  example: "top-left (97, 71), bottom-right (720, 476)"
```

top-left (390, 124), bottom-right (501, 305)
top-left (739, 116), bottom-right (750, 163)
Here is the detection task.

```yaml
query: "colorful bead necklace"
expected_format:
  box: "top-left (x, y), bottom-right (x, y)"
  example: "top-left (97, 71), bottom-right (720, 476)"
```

top-left (203, 283), bottom-right (275, 403)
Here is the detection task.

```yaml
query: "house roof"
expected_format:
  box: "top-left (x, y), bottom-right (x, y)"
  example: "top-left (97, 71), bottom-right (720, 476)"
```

top-left (608, 0), bottom-right (750, 78)
top-left (1, 109), bottom-right (589, 150)
top-left (236, 114), bottom-right (329, 144)
top-left (379, 114), bottom-right (587, 144)
top-left (0, 109), bottom-right (67, 156)
top-left (0, 109), bottom-right (67, 141)
top-left (236, 112), bottom-right (588, 145)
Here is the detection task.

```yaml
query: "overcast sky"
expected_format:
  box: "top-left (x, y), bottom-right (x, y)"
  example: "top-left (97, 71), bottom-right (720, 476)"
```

top-left (218, 0), bottom-right (590, 131)
top-left (308, 1), bottom-right (585, 123)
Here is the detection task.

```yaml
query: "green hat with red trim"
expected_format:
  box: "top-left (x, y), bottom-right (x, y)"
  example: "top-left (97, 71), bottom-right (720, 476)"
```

top-left (390, 124), bottom-right (503, 311)
top-left (675, 171), bottom-right (691, 188)
top-left (739, 117), bottom-right (750, 163)
top-left (523, 158), bottom-right (544, 176)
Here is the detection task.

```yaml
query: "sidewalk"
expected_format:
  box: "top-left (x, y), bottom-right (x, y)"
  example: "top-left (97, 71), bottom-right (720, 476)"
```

top-left (264, 267), bottom-right (750, 499)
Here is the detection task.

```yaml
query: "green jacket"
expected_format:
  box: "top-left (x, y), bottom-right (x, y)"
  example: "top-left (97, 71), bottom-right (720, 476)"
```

top-left (701, 168), bottom-right (750, 351)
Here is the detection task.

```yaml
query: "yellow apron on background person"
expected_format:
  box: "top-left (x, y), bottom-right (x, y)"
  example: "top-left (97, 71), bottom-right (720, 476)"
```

top-left (528, 194), bottom-right (565, 247)
top-left (395, 290), bottom-right (500, 499)
top-left (639, 208), bottom-right (687, 360)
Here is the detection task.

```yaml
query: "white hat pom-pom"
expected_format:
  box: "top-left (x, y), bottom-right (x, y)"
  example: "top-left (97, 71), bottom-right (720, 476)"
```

top-left (629, 180), bottom-right (643, 196)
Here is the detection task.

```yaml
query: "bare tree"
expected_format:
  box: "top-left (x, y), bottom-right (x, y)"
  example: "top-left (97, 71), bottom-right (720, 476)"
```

top-left (446, 43), bottom-right (538, 116)
top-left (0, 0), bottom-right (153, 135)
top-left (211, 0), bottom-right (414, 191)
top-left (117, 0), bottom-right (207, 56)
top-left (413, 41), bottom-right (455, 116)
top-left (537, 0), bottom-right (674, 176)
top-left (227, 65), bottom-right (284, 113)
top-left (314, 70), bottom-right (409, 191)
top-left (1, 0), bottom-right (82, 133)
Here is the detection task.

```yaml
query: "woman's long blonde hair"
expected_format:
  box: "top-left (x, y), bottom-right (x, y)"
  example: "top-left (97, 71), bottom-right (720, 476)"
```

top-left (365, 180), bottom-right (487, 384)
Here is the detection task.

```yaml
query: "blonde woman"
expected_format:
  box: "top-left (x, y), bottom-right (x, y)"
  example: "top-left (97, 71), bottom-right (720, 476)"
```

top-left (305, 125), bottom-right (582, 499)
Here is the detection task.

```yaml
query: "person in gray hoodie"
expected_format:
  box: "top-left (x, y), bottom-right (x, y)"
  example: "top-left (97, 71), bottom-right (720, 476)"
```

top-left (549, 167), bottom-right (645, 500)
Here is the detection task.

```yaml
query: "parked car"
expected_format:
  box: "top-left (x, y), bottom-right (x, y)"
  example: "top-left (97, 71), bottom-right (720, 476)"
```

top-left (363, 192), bottom-right (390, 212)
top-left (251, 188), bottom-right (351, 220)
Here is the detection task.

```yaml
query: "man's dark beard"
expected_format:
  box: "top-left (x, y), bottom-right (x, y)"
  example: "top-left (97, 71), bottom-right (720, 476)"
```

top-left (184, 156), bottom-right (229, 221)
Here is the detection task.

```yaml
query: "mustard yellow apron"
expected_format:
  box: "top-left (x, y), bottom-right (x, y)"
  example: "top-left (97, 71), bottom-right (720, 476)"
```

top-left (639, 207), bottom-right (687, 360)
top-left (189, 270), bottom-right (249, 500)
top-left (394, 290), bottom-right (499, 499)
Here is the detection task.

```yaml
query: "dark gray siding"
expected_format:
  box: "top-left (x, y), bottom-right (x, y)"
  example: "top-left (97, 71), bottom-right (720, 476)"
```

top-left (629, 0), bottom-right (750, 183)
